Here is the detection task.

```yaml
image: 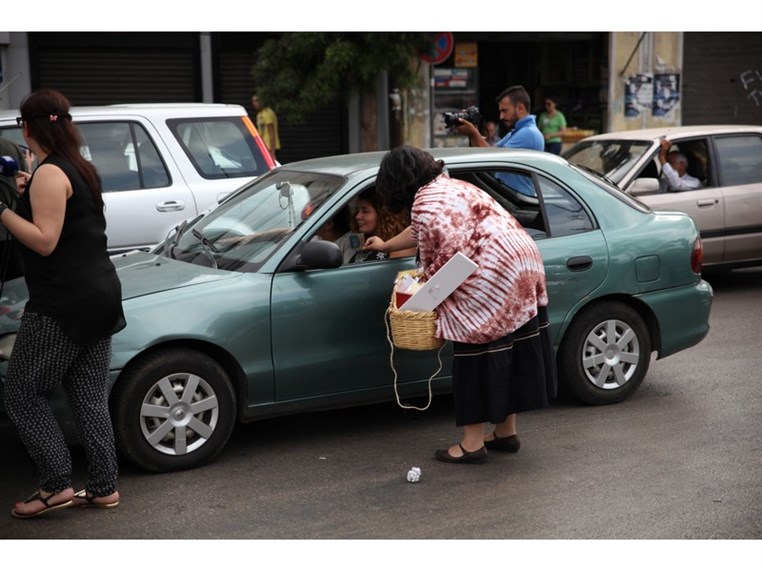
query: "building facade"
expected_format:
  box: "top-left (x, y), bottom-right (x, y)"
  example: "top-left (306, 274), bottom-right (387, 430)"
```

top-left (1, 32), bottom-right (759, 163)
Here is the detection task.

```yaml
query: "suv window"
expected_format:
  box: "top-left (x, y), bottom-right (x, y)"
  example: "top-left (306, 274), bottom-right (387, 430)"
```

top-left (715, 135), bottom-right (762, 186)
top-left (78, 121), bottom-right (170, 192)
top-left (168, 118), bottom-right (268, 179)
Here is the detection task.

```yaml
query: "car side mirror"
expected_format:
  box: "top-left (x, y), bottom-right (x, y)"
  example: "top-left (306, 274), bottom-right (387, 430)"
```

top-left (279, 240), bottom-right (343, 272)
top-left (629, 177), bottom-right (660, 196)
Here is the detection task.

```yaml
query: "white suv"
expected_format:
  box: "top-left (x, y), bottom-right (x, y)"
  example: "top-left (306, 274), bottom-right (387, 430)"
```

top-left (0, 103), bottom-right (275, 253)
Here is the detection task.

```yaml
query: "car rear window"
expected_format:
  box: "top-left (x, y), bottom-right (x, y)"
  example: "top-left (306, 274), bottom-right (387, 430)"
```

top-left (168, 117), bottom-right (271, 180)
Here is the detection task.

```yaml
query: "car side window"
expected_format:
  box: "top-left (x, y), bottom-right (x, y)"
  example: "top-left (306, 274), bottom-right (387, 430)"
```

top-left (451, 169), bottom-right (546, 239)
top-left (168, 117), bottom-right (268, 179)
top-left (537, 175), bottom-right (594, 238)
top-left (78, 121), bottom-right (170, 192)
top-left (714, 135), bottom-right (762, 186)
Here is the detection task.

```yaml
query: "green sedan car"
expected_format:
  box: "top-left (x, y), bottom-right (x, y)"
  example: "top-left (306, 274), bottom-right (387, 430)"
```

top-left (0, 147), bottom-right (713, 472)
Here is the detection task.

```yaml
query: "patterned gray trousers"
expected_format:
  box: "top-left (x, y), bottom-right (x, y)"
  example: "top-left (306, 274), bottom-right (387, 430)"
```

top-left (4, 312), bottom-right (118, 496)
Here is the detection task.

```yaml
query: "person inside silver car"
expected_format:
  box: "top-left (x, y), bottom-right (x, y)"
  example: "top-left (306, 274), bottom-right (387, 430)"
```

top-left (658, 138), bottom-right (702, 193)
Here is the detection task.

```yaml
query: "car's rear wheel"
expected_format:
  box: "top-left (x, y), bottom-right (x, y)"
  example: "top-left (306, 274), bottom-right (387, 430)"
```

top-left (111, 348), bottom-right (236, 472)
top-left (559, 301), bottom-right (651, 405)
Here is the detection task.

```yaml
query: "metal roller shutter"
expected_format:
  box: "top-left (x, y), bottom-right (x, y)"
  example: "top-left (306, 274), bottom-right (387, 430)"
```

top-left (217, 49), bottom-right (348, 164)
top-left (35, 48), bottom-right (197, 106)
top-left (683, 32), bottom-right (762, 125)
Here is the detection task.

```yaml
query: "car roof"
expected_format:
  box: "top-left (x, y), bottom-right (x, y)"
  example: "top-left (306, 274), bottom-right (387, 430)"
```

top-left (581, 125), bottom-right (762, 142)
top-left (277, 146), bottom-right (560, 178)
top-left (0, 102), bottom-right (248, 121)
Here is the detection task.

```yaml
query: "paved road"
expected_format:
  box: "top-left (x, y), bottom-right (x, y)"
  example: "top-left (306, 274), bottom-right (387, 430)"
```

top-left (1, 268), bottom-right (760, 566)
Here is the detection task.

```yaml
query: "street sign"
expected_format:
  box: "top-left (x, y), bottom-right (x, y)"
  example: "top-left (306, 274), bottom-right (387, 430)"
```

top-left (421, 32), bottom-right (454, 65)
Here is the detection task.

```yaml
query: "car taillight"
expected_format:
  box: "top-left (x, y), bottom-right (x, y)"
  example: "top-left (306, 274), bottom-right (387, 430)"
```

top-left (691, 237), bottom-right (703, 274)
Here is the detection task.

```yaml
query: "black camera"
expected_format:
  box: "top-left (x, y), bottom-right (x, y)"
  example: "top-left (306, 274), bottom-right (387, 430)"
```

top-left (442, 106), bottom-right (483, 129)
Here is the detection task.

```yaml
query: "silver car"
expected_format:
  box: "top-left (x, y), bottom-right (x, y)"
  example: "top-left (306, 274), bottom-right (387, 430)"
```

top-left (564, 125), bottom-right (762, 270)
top-left (0, 103), bottom-right (276, 254)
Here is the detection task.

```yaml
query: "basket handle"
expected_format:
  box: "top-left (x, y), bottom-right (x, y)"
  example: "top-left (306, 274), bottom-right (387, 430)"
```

top-left (384, 306), bottom-right (444, 411)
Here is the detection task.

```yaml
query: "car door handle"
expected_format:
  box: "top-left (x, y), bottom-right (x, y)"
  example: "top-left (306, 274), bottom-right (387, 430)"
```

top-left (566, 256), bottom-right (593, 272)
top-left (696, 199), bottom-right (718, 207)
top-left (156, 200), bottom-right (186, 212)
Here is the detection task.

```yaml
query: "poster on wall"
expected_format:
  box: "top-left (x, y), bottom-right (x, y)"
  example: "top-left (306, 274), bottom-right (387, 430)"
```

top-left (653, 73), bottom-right (681, 117)
top-left (624, 73), bottom-right (653, 117)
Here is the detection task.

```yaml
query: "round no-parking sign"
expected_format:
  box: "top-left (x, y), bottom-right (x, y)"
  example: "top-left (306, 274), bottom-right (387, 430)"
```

top-left (421, 32), bottom-right (454, 65)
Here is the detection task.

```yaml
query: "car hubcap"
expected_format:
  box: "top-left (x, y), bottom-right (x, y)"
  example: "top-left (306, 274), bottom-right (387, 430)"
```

top-left (582, 319), bottom-right (640, 389)
top-left (139, 373), bottom-right (220, 455)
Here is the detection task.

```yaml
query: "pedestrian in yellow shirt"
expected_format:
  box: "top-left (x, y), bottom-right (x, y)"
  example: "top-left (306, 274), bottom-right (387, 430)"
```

top-left (251, 93), bottom-right (281, 162)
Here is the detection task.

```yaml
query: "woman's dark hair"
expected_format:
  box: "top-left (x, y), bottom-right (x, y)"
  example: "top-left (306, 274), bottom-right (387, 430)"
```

top-left (20, 89), bottom-right (103, 211)
top-left (375, 146), bottom-right (444, 213)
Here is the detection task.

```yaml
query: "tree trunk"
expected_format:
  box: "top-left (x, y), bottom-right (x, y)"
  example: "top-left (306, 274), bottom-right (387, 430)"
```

top-left (359, 91), bottom-right (377, 152)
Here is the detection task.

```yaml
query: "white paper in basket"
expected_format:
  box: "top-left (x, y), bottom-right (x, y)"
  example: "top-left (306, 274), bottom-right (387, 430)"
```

top-left (399, 252), bottom-right (478, 312)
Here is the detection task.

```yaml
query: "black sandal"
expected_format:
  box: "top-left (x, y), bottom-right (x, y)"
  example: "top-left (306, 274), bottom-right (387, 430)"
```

top-left (11, 490), bottom-right (74, 519)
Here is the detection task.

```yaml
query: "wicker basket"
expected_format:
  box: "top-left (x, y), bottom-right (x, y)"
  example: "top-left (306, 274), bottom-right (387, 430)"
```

top-left (387, 291), bottom-right (444, 351)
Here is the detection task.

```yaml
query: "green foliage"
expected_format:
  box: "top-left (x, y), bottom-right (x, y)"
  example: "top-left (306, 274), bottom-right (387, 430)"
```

top-left (251, 33), bottom-right (431, 123)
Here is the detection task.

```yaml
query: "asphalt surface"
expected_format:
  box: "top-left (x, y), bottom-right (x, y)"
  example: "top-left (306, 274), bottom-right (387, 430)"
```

top-left (1, 267), bottom-right (760, 568)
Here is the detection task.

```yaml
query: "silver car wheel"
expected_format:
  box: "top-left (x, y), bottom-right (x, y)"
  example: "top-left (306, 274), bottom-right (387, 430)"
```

top-left (581, 318), bottom-right (640, 389)
top-left (139, 372), bottom-right (220, 456)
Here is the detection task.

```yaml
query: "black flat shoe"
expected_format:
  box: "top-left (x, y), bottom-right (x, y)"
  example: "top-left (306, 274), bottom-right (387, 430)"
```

top-left (435, 443), bottom-right (488, 464)
top-left (484, 432), bottom-right (520, 453)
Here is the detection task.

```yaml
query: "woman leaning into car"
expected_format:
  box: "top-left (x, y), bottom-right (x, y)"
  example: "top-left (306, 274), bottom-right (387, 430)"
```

top-left (1, 89), bottom-right (126, 518)
top-left (365, 146), bottom-right (557, 464)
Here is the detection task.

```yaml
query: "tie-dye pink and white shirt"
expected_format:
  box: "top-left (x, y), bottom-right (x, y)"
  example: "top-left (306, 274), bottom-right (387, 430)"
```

top-left (410, 173), bottom-right (548, 344)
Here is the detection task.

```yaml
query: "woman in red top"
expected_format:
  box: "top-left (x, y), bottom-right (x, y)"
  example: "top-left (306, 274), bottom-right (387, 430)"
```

top-left (367, 146), bottom-right (557, 464)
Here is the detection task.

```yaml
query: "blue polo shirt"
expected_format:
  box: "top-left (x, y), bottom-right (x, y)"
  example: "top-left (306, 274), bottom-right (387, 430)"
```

top-left (496, 115), bottom-right (544, 196)
top-left (497, 115), bottom-right (544, 151)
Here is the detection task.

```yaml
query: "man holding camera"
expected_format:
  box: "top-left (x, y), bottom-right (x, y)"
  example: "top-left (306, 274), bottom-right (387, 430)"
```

top-left (455, 85), bottom-right (544, 152)
top-left (455, 85), bottom-right (544, 196)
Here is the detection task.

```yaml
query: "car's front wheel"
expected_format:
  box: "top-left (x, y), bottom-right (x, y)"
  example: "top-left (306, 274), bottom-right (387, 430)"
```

top-left (110, 348), bottom-right (236, 472)
top-left (559, 301), bottom-right (651, 405)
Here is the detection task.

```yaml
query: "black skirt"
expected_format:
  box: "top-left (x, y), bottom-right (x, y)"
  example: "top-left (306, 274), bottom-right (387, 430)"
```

top-left (451, 306), bottom-right (557, 426)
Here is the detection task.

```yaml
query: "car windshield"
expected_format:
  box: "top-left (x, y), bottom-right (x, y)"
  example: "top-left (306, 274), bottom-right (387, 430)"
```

top-left (568, 163), bottom-right (651, 214)
top-left (564, 139), bottom-right (652, 185)
top-left (167, 169), bottom-right (344, 272)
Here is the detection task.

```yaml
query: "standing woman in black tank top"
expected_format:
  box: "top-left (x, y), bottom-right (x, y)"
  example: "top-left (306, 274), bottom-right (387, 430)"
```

top-left (1, 89), bottom-right (126, 519)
